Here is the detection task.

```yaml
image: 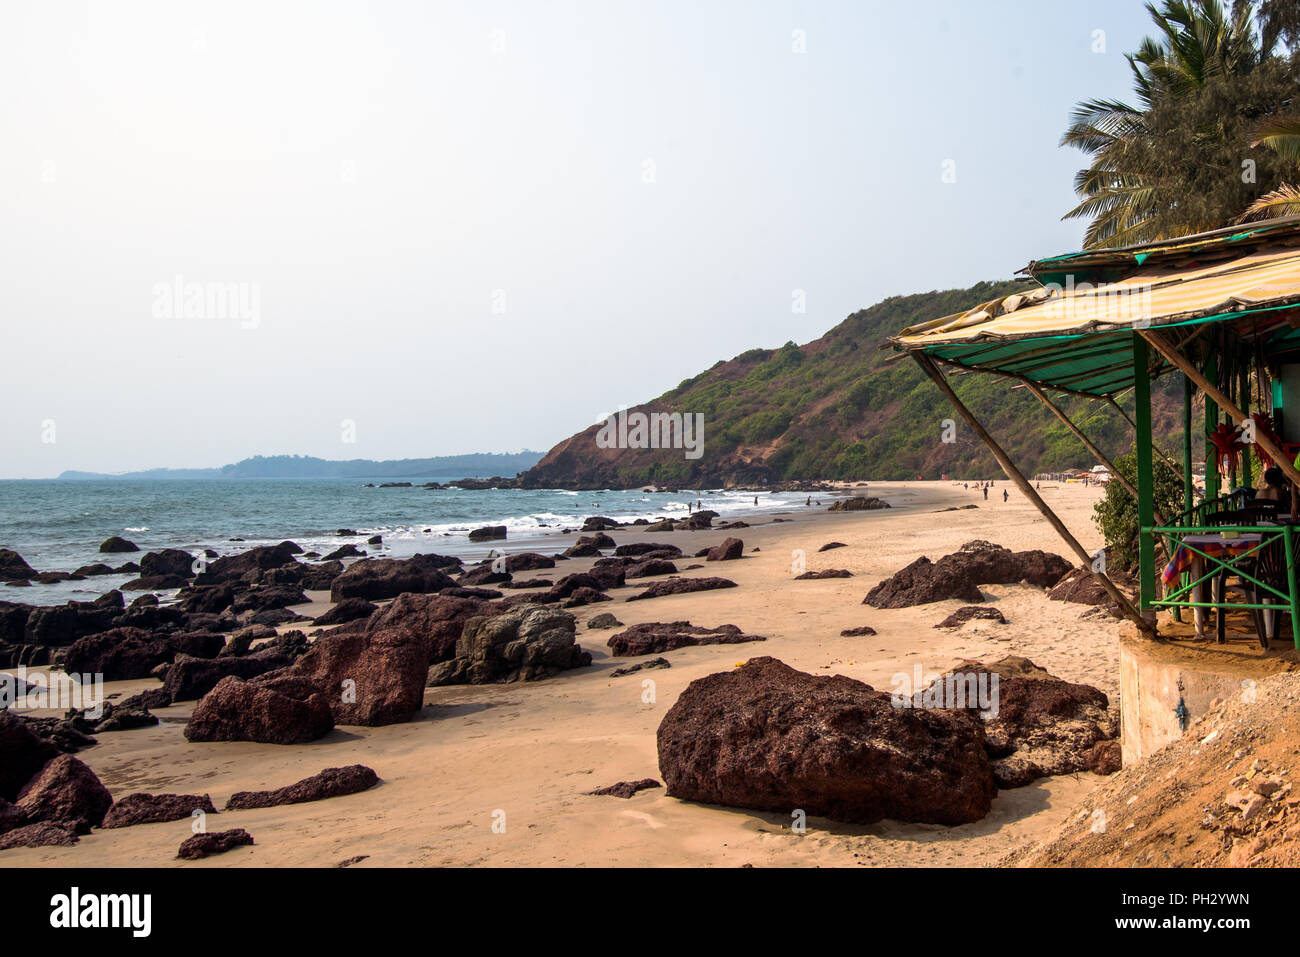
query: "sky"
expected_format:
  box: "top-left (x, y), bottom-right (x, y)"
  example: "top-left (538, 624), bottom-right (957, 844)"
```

top-left (0, 0), bottom-right (1160, 478)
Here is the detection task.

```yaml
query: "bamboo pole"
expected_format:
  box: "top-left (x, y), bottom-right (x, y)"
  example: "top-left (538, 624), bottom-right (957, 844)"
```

top-left (913, 352), bottom-right (1156, 637)
top-left (1140, 330), bottom-right (1300, 491)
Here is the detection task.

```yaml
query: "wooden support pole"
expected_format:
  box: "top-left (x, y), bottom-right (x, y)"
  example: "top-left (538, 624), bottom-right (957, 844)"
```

top-left (1023, 379), bottom-right (1165, 526)
top-left (1141, 330), bottom-right (1300, 492)
top-left (913, 352), bottom-right (1156, 637)
top-left (1182, 373), bottom-right (1194, 516)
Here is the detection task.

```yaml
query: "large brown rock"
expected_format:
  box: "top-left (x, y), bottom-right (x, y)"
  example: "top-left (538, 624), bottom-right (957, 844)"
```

top-left (226, 765), bottom-right (378, 809)
top-left (827, 496), bottom-right (890, 512)
top-left (0, 711), bottom-right (59, 801)
top-left (627, 577), bottom-right (737, 601)
top-left (140, 548), bottom-right (197, 580)
top-left (184, 674), bottom-right (334, 744)
top-left (427, 606), bottom-right (591, 686)
top-left (177, 828), bottom-right (253, 859)
top-left (16, 754), bottom-right (113, 831)
top-left (282, 593), bottom-right (431, 726)
top-left (313, 597), bottom-right (377, 627)
top-left (0, 549), bottom-right (38, 580)
top-left (862, 556), bottom-right (985, 608)
top-left (919, 656), bottom-right (1119, 787)
top-left (936, 541), bottom-right (1071, 589)
top-left (607, 621), bottom-right (765, 657)
top-left (656, 657), bottom-right (995, 825)
top-left (102, 793), bottom-right (217, 828)
top-left (705, 538), bottom-right (744, 562)
top-left (329, 555), bottom-right (458, 602)
top-left (97, 537), bottom-right (139, 554)
top-left (64, 627), bottom-right (224, 681)
top-left (195, 543), bottom-right (300, 585)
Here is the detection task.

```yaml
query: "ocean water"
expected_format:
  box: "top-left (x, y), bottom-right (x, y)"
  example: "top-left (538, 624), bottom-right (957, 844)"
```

top-left (0, 478), bottom-right (821, 606)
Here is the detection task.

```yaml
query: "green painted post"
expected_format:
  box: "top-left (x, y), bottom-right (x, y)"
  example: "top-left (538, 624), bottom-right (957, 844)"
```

top-left (1206, 350), bottom-right (1220, 500)
top-left (1183, 373), bottom-right (1194, 514)
top-left (1285, 527), bottom-right (1300, 650)
top-left (1133, 335), bottom-right (1156, 615)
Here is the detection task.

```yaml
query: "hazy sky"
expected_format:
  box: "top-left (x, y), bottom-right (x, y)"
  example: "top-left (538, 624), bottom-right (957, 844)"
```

top-left (1, 0), bottom-right (1157, 478)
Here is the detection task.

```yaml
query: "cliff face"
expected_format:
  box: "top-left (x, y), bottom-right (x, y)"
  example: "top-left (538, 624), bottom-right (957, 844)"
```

top-left (521, 280), bottom-right (1184, 490)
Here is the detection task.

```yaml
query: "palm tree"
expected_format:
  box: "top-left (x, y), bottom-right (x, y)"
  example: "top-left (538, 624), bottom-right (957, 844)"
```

top-left (1241, 115), bottom-right (1300, 220)
top-left (1062, 0), bottom-right (1261, 247)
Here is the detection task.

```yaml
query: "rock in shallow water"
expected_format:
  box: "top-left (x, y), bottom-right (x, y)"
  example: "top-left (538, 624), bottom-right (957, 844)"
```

top-left (656, 656), bottom-right (995, 826)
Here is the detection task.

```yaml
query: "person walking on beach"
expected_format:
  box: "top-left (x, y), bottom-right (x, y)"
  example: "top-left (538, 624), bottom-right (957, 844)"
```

top-left (806, 495), bottom-right (811, 506)
top-left (687, 501), bottom-right (693, 514)
top-left (983, 485), bottom-right (988, 500)
top-left (1002, 488), bottom-right (1008, 503)
top-left (753, 496), bottom-right (758, 506)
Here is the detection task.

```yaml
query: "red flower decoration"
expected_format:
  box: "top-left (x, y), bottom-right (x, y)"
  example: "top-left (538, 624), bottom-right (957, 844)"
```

top-left (1207, 422), bottom-right (1246, 478)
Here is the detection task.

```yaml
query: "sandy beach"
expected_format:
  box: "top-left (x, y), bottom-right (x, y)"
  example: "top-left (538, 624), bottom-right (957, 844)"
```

top-left (2, 480), bottom-right (1123, 868)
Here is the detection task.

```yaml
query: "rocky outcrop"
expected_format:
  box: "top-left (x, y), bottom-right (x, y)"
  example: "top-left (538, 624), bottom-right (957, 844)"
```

top-left (329, 555), bottom-right (458, 602)
top-left (827, 496), bottom-right (890, 512)
top-left (362, 592), bottom-right (503, 663)
top-left (586, 779), bottom-right (661, 799)
top-left (427, 606), bottom-right (591, 686)
top-left (0, 711), bottom-right (59, 801)
top-left (16, 754), bottom-right (113, 832)
top-left (226, 765), bottom-right (379, 809)
top-left (102, 793), bottom-right (217, 828)
top-left (468, 525), bottom-right (507, 542)
top-left (0, 821), bottom-right (79, 849)
top-left (505, 552), bottom-right (556, 572)
top-left (917, 656), bottom-right (1119, 788)
top-left (936, 606), bottom-right (1007, 628)
top-left (195, 543), bottom-right (300, 584)
top-left (657, 657), bottom-right (995, 825)
top-left (705, 538), bottom-right (744, 562)
top-left (864, 541), bottom-right (1071, 610)
top-left (64, 628), bottom-right (224, 681)
top-left (313, 598), bottom-right (377, 626)
top-left (140, 548), bottom-right (197, 580)
top-left (282, 596), bottom-right (430, 726)
top-left (184, 674), bottom-right (334, 744)
top-left (626, 577), bottom-right (737, 601)
top-left (795, 569), bottom-right (853, 579)
top-left (863, 556), bottom-right (985, 608)
top-left (98, 537), bottom-right (139, 554)
top-left (607, 621), bottom-right (765, 656)
top-left (177, 828), bottom-right (253, 859)
top-left (164, 638), bottom-right (307, 701)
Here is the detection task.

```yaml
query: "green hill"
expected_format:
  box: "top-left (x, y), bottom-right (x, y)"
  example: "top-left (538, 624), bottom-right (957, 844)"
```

top-left (521, 280), bottom-right (1185, 488)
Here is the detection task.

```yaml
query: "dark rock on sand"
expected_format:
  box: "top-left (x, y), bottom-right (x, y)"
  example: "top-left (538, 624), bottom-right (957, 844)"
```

top-left (64, 627), bottom-right (224, 681)
top-left (625, 559), bottom-right (679, 579)
top-left (427, 606), bottom-right (591, 686)
top-left (313, 597), bottom-right (377, 626)
top-left (916, 656), bottom-right (1119, 787)
top-left (0, 710), bottom-right (59, 801)
top-left (177, 828), bottom-right (254, 860)
top-left (441, 586), bottom-right (505, 600)
top-left (938, 540), bottom-right (1071, 589)
top-left (581, 516), bottom-right (620, 531)
top-left (164, 642), bottom-right (303, 702)
top-left (614, 542), bottom-right (682, 558)
top-left (936, 606), bottom-right (1007, 628)
top-left (505, 552), bottom-right (556, 572)
top-left (283, 597), bottom-right (430, 726)
top-left (363, 592), bottom-right (503, 663)
top-left (586, 778), bottom-right (661, 799)
top-left (795, 569), bottom-right (853, 579)
top-left (586, 612), bottom-right (624, 629)
top-left (827, 496), bottom-right (890, 512)
top-left (184, 673), bottom-right (334, 744)
top-left (609, 657), bottom-right (671, 677)
top-left (16, 754), bottom-right (113, 831)
top-left (626, 577), bottom-right (737, 601)
top-left (458, 564), bottom-right (511, 586)
top-left (468, 525), bottom-right (507, 542)
top-left (840, 626), bottom-right (877, 637)
top-left (98, 537), bottom-right (139, 554)
top-left (607, 621), bottom-right (764, 656)
top-left (102, 793), bottom-right (217, 828)
top-left (705, 538), bottom-right (744, 562)
top-left (329, 555), bottom-right (458, 602)
top-left (819, 542), bottom-right (847, 552)
top-left (226, 765), bottom-right (378, 809)
top-left (862, 556), bottom-right (985, 609)
top-left (562, 587), bottom-right (610, 608)
top-left (657, 656), bottom-right (995, 825)
top-left (0, 821), bottom-right (79, 849)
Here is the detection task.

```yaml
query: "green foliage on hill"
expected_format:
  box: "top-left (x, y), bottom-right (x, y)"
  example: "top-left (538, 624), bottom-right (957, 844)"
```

top-left (524, 280), bottom-right (1185, 488)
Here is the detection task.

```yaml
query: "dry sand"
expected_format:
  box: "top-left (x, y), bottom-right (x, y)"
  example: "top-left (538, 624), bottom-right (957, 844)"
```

top-left (3, 481), bottom-right (1125, 868)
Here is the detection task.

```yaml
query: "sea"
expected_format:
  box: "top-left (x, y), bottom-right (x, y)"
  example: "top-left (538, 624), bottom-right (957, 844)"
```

top-left (0, 478), bottom-right (825, 606)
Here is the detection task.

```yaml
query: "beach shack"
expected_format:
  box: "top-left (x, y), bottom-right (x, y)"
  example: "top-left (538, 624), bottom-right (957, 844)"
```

top-left (886, 216), bottom-right (1300, 655)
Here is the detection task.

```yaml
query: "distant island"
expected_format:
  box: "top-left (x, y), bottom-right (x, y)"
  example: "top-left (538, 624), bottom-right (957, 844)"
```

top-left (57, 451), bottom-right (546, 481)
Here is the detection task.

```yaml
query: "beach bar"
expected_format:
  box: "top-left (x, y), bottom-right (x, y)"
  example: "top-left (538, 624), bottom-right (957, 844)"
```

top-left (886, 216), bottom-right (1300, 650)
